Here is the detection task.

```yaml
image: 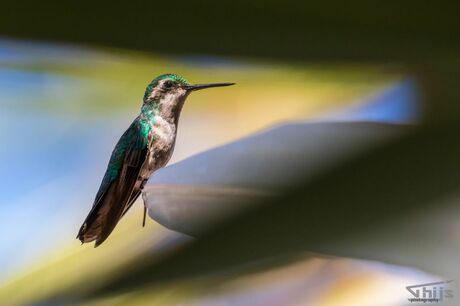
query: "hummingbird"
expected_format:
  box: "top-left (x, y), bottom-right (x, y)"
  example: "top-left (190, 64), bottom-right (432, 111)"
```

top-left (77, 73), bottom-right (234, 247)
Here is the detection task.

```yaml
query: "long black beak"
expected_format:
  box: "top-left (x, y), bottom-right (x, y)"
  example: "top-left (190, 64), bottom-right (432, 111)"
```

top-left (184, 82), bottom-right (235, 91)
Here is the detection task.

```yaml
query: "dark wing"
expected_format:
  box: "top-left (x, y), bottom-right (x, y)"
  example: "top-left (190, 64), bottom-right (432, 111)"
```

top-left (77, 119), bottom-right (150, 247)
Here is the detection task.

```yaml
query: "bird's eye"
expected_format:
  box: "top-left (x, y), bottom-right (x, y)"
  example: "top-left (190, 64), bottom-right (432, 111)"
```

top-left (163, 80), bottom-right (174, 89)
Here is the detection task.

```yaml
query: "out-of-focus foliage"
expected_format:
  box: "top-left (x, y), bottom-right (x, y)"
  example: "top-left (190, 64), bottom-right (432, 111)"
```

top-left (1, 1), bottom-right (459, 121)
top-left (1, 0), bottom-right (459, 305)
top-left (1, 1), bottom-right (459, 61)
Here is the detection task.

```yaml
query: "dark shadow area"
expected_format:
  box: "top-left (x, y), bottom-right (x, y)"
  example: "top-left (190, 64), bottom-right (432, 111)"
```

top-left (1, 2), bottom-right (459, 61)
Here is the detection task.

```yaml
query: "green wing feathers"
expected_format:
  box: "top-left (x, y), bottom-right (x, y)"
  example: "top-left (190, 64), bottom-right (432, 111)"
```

top-left (77, 119), bottom-right (150, 246)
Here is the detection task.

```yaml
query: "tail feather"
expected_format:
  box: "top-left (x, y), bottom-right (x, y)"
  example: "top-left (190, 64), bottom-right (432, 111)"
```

top-left (77, 183), bottom-right (125, 246)
top-left (77, 165), bottom-right (143, 247)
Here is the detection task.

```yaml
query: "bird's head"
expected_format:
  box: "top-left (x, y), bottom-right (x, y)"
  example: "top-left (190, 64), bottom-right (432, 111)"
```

top-left (142, 73), bottom-right (234, 117)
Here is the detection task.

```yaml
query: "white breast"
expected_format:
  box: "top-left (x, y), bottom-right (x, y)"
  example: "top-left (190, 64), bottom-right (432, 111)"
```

top-left (151, 115), bottom-right (176, 151)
